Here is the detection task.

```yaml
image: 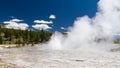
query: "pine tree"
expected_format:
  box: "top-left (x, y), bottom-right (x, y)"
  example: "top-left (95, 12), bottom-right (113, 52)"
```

top-left (0, 36), bottom-right (3, 44)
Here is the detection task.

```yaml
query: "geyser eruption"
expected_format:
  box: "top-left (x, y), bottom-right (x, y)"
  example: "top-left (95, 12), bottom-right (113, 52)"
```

top-left (46, 0), bottom-right (120, 51)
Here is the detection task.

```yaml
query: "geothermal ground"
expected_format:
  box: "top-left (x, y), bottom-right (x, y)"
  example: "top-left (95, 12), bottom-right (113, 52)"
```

top-left (0, 46), bottom-right (120, 68)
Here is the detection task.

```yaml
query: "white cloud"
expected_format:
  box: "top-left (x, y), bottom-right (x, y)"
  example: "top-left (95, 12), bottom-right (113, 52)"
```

top-left (34, 20), bottom-right (53, 24)
top-left (4, 21), bottom-right (15, 24)
top-left (49, 14), bottom-right (56, 19)
top-left (32, 24), bottom-right (52, 30)
top-left (3, 19), bottom-right (23, 24)
top-left (10, 19), bottom-right (23, 22)
top-left (5, 22), bottom-right (29, 30)
top-left (3, 19), bottom-right (29, 30)
top-left (60, 27), bottom-right (65, 30)
top-left (18, 23), bottom-right (29, 30)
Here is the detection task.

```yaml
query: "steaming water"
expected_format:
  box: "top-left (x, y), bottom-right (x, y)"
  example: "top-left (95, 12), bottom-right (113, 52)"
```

top-left (45, 0), bottom-right (120, 51)
top-left (1, 0), bottom-right (120, 68)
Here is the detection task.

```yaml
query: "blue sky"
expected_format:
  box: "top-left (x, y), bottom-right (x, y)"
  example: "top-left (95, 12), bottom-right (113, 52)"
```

top-left (0, 0), bottom-right (99, 32)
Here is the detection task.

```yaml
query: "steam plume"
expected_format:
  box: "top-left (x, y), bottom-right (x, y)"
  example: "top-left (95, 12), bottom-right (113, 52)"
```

top-left (45, 0), bottom-right (120, 52)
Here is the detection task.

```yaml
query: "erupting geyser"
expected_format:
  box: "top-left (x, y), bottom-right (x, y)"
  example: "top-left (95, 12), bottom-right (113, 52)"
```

top-left (45, 0), bottom-right (120, 52)
top-left (1, 1), bottom-right (120, 68)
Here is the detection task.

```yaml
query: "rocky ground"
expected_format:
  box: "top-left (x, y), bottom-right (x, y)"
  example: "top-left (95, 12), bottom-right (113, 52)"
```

top-left (0, 59), bottom-right (18, 68)
top-left (0, 46), bottom-right (120, 68)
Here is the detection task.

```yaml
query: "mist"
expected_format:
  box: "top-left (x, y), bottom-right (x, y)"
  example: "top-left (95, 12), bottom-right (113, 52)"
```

top-left (44, 0), bottom-right (120, 52)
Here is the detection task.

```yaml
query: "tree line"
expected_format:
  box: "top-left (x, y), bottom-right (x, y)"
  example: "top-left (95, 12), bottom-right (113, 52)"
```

top-left (0, 24), bottom-right (52, 46)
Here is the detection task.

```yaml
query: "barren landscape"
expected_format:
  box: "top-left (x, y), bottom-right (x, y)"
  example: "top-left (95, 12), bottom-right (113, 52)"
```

top-left (0, 46), bottom-right (120, 68)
